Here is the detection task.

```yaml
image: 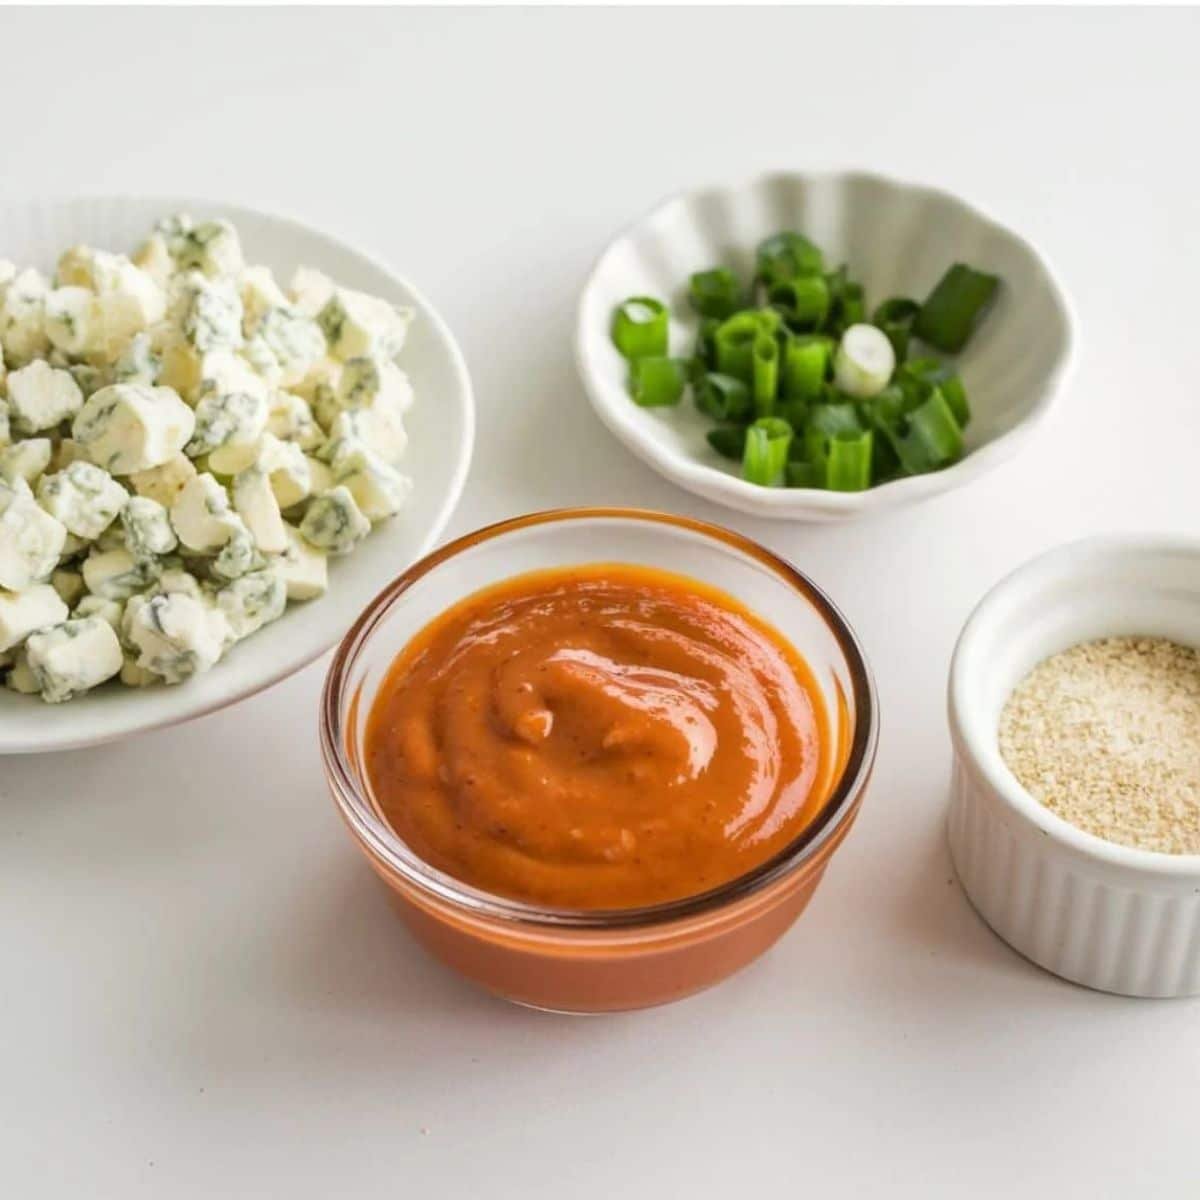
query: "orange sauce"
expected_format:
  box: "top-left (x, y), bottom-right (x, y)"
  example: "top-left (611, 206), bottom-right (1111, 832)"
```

top-left (364, 565), bottom-right (832, 909)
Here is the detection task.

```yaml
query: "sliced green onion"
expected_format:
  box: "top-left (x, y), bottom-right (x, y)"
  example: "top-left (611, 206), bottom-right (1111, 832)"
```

top-left (870, 425), bottom-right (901, 483)
top-left (613, 239), bottom-right (989, 492)
top-left (899, 359), bottom-right (970, 428)
top-left (895, 389), bottom-right (964, 472)
top-left (865, 386), bottom-right (964, 475)
top-left (688, 268), bottom-right (742, 320)
top-left (834, 324), bottom-right (895, 398)
top-left (808, 402), bottom-right (864, 437)
top-left (903, 356), bottom-right (942, 376)
top-left (825, 264), bottom-right (848, 298)
top-left (785, 461), bottom-right (823, 489)
top-left (824, 267), bottom-right (866, 336)
top-left (695, 318), bottom-right (720, 369)
top-left (752, 334), bottom-right (780, 416)
top-left (804, 402), bottom-right (864, 471)
top-left (756, 232), bottom-right (823, 287)
top-left (707, 424), bottom-right (747, 461)
top-left (630, 356), bottom-right (687, 407)
top-left (856, 386), bottom-right (908, 483)
top-left (874, 297), bottom-right (921, 325)
top-left (754, 307), bottom-right (784, 335)
top-left (859, 382), bottom-right (909, 433)
top-left (767, 276), bottom-right (831, 331)
top-left (783, 334), bottom-right (832, 402)
top-left (873, 296), bottom-right (920, 362)
top-left (935, 375), bottom-right (968, 428)
top-left (612, 296), bottom-right (668, 360)
top-left (777, 395), bottom-right (808, 432)
top-left (695, 372), bottom-right (752, 422)
top-left (839, 282), bottom-right (866, 329)
top-left (713, 311), bottom-right (761, 382)
top-left (742, 417), bottom-right (792, 486)
top-left (914, 264), bottom-right (999, 353)
top-left (825, 430), bottom-right (874, 491)
top-left (892, 368), bottom-right (933, 411)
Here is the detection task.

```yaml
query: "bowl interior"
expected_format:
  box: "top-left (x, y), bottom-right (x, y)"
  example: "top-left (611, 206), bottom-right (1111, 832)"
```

top-left (577, 171), bottom-right (1074, 518)
top-left (953, 539), bottom-right (1200, 841)
top-left (330, 510), bottom-right (876, 923)
top-left (0, 196), bottom-right (473, 753)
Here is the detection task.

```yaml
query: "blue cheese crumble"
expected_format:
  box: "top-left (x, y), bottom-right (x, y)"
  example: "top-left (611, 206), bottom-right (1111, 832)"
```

top-left (1, 213), bottom-right (417, 703)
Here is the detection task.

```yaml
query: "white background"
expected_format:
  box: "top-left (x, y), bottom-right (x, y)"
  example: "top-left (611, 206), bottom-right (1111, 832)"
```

top-left (2, 8), bottom-right (1198, 1197)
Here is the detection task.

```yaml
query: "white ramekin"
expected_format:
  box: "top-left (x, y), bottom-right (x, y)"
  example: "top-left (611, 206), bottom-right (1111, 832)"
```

top-left (947, 534), bottom-right (1200, 998)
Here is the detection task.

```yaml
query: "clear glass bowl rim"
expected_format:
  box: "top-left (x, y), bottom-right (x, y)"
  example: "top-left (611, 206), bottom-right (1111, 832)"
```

top-left (320, 507), bottom-right (879, 930)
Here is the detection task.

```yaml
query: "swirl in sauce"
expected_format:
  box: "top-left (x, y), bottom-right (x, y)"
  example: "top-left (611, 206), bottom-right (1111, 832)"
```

top-left (365, 565), bottom-right (831, 909)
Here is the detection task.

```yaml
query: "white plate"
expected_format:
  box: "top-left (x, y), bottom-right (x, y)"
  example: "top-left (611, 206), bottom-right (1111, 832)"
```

top-left (575, 170), bottom-right (1076, 522)
top-left (0, 196), bottom-right (474, 754)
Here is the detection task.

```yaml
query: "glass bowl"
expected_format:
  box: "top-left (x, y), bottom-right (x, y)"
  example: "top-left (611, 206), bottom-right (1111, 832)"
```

top-left (320, 508), bottom-right (878, 1012)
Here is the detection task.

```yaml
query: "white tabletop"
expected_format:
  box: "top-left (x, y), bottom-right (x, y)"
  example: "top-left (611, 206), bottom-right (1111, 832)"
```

top-left (3, 7), bottom-right (1198, 1196)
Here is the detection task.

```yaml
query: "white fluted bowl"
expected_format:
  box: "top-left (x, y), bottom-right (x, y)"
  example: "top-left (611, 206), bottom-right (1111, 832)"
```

top-left (948, 535), bottom-right (1200, 998)
top-left (0, 196), bottom-right (474, 754)
top-left (575, 171), bottom-right (1075, 521)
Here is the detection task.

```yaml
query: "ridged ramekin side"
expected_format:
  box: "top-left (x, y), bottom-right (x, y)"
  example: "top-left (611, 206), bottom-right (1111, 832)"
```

top-left (949, 754), bottom-right (1200, 998)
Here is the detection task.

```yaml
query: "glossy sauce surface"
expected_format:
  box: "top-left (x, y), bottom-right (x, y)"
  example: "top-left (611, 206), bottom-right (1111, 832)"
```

top-left (365, 565), bottom-right (832, 909)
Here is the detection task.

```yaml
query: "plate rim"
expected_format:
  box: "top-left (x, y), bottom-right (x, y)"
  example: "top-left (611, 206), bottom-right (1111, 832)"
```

top-left (0, 193), bottom-right (475, 754)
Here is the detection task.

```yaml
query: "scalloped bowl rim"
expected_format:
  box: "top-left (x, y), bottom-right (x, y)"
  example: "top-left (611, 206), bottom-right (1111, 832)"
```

top-left (0, 194), bottom-right (475, 754)
top-left (574, 170), bottom-right (1077, 519)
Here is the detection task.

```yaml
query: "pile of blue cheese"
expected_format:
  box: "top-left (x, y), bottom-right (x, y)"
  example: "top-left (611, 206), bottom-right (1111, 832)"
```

top-left (0, 215), bottom-right (414, 703)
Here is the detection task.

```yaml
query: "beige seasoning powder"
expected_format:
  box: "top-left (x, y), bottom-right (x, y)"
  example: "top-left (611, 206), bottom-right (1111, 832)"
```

top-left (998, 636), bottom-right (1200, 854)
